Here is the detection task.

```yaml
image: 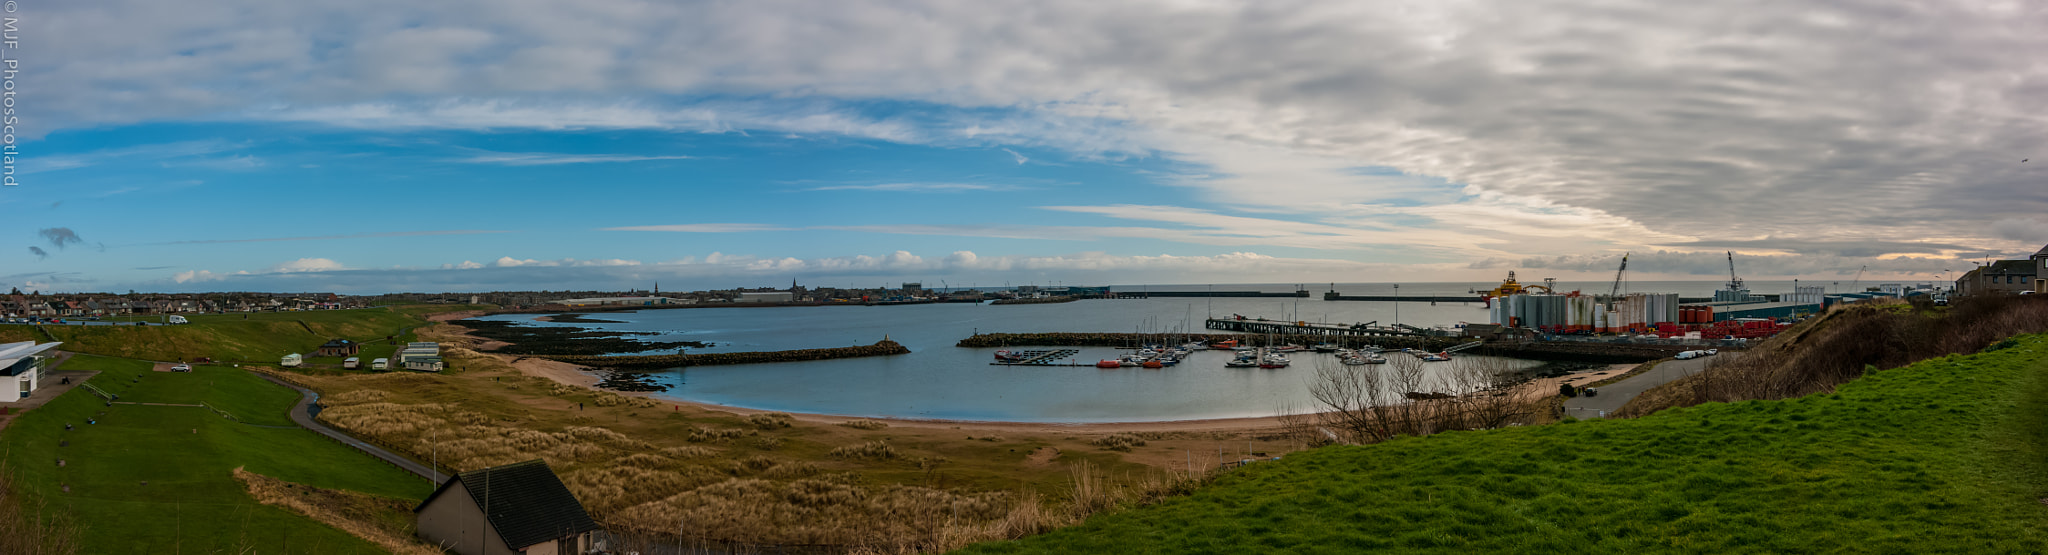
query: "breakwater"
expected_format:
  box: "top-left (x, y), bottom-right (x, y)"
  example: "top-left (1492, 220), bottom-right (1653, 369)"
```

top-left (956, 332), bottom-right (1467, 351)
top-left (544, 340), bottom-right (911, 370)
top-left (458, 318), bottom-right (710, 355)
top-left (990, 296), bottom-right (1077, 305)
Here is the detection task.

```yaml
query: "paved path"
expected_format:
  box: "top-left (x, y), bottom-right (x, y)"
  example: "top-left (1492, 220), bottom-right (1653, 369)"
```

top-left (252, 372), bottom-right (442, 481)
top-left (1565, 354), bottom-right (1731, 419)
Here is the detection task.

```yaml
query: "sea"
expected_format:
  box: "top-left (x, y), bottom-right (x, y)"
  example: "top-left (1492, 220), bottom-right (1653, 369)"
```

top-left (471, 281), bottom-right (1836, 422)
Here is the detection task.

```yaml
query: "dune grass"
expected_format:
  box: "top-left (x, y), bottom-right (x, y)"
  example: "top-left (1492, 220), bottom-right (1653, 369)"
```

top-left (960, 333), bottom-right (2048, 553)
top-left (0, 355), bottom-right (433, 554)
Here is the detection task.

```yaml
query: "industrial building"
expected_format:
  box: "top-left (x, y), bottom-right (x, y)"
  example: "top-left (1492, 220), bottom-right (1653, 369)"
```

top-left (1486, 292), bottom-right (1679, 333)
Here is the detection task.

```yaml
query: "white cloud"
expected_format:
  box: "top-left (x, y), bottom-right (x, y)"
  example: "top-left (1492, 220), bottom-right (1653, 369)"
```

top-left (606, 224), bottom-right (793, 233)
top-left (270, 258), bottom-right (345, 273)
top-left (450, 151), bottom-right (695, 166)
top-left (803, 182), bottom-right (1020, 192)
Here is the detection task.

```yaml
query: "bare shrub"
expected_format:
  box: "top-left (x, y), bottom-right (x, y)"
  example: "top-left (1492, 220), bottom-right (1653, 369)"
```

top-left (762, 461), bottom-right (822, 479)
top-left (753, 436), bottom-right (786, 451)
top-left (730, 455), bottom-right (781, 475)
top-left (659, 445), bottom-right (719, 459)
top-left (687, 428), bottom-right (748, 443)
top-left (319, 389), bottom-right (390, 406)
top-left (748, 413), bottom-right (794, 430)
top-left (1089, 433), bottom-right (1147, 452)
top-left (830, 440), bottom-right (899, 460)
top-left (839, 419), bottom-right (888, 430)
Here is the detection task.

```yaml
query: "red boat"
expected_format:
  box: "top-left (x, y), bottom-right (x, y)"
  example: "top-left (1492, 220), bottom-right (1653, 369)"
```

top-left (1096, 360), bottom-right (1123, 368)
top-left (994, 350), bottom-right (1027, 362)
top-left (1142, 360), bottom-right (1164, 369)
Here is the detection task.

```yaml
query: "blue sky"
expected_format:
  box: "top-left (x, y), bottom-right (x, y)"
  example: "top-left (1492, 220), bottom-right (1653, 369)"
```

top-left (6, 1), bottom-right (2045, 293)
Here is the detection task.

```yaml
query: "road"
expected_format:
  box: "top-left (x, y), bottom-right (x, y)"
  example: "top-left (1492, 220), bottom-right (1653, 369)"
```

top-left (252, 372), bottom-right (444, 482)
top-left (1565, 353), bottom-right (1729, 419)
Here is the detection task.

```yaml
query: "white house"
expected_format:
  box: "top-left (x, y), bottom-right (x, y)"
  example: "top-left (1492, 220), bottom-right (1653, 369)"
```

top-left (1, 341), bottom-right (62, 402)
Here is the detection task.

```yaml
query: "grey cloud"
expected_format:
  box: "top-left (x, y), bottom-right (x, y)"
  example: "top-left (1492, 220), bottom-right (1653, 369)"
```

top-left (38, 228), bottom-right (83, 249)
top-left (30, 0), bottom-right (2048, 253)
top-left (28, 246), bottom-right (47, 260)
top-left (1655, 239), bottom-right (1976, 258)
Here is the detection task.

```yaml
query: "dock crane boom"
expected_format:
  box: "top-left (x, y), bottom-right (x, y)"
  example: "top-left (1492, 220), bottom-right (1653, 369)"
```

top-left (1607, 253), bottom-right (1630, 301)
top-left (1726, 251), bottom-right (1744, 292)
top-left (1852, 265), bottom-right (1866, 291)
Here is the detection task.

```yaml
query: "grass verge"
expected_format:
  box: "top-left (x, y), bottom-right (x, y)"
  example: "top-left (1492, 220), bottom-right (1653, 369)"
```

top-left (960, 333), bottom-right (2048, 553)
top-left (0, 355), bottom-right (433, 554)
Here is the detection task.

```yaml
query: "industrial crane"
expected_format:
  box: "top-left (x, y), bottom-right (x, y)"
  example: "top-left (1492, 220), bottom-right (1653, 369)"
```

top-left (1726, 251), bottom-right (1745, 292)
top-left (1607, 252), bottom-right (1630, 301)
top-left (1851, 265), bottom-right (1866, 291)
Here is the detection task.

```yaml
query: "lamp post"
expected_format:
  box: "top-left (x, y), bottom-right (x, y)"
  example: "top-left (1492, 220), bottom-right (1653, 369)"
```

top-left (1393, 284), bottom-right (1400, 327)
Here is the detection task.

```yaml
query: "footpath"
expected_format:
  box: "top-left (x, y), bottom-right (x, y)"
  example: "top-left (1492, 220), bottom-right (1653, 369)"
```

top-left (1564, 354), bottom-right (1728, 418)
top-left (252, 372), bottom-right (444, 482)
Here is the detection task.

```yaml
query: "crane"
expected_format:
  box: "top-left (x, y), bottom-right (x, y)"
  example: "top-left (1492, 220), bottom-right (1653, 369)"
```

top-left (1607, 252), bottom-right (1630, 301)
top-left (1725, 251), bottom-right (1744, 292)
top-left (1851, 265), bottom-right (1866, 291)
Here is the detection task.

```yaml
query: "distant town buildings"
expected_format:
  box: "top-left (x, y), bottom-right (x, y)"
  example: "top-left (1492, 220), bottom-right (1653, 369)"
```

top-left (1955, 244), bottom-right (2047, 296)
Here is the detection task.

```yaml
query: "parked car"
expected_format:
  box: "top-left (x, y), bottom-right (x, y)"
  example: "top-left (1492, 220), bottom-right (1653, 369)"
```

top-left (170, 364), bottom-right (191, 372)
top-left (1675, 350), bottom-right (1700, 360)
top-left (1705, 349), bottom-right (1718, 356)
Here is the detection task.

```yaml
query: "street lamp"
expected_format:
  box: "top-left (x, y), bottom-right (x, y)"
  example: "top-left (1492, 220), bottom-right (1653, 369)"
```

top-left (1393, 284), bottom-right (1400, 327)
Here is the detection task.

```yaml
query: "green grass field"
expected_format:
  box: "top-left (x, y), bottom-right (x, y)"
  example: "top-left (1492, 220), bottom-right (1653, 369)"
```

top-left (1, 355), bottom-right (436, 554)
top-left (0, 307), bottom-right (428, 363)
top-left (962, 333), bottom-right (2048, 554)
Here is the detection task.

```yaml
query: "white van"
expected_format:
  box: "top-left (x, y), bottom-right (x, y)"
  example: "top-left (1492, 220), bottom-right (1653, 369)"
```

top-left (343, 357), bottom-right (360, 369)
top-left (371, 358), bottom-right (389, 370)
top-left (167, 315), bottom-right (189, 324)
top-left (280, 353), bottom-right (303, 368)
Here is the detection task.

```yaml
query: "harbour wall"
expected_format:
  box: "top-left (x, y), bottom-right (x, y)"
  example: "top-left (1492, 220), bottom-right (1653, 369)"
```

top-left (543, 340), bottom-right (911, 370)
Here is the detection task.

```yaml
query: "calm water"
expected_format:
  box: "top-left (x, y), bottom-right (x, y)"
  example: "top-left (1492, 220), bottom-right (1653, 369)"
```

top-left (477, 281), bottom-right (1819, 422)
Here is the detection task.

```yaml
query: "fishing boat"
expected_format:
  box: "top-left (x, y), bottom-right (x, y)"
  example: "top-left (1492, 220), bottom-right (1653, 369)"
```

top-left (1420, 352), bottom-right (1452, 362)
top-left (1142, 359), bottom-right (1165, 369)
top-left (994, 350), bottom-right (1027, 362)
top-left (1312, 343), bottom-right (1340, 353)
top-left (1208, 339), bottom-right (1241, 350)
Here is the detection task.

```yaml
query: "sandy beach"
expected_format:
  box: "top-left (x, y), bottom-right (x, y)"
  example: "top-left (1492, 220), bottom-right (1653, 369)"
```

top-left (492, 349), bottom-right (1633, 435)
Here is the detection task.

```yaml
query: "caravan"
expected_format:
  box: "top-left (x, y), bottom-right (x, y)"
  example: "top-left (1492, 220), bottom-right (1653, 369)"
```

top-left (343, 357), bottom-right (360, 369)
top-left (280, 353), bottom-right (303, 368)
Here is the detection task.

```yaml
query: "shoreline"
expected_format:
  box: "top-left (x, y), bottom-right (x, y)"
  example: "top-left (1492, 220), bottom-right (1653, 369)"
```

top-left (494, 348), bottom-right (1634, 434)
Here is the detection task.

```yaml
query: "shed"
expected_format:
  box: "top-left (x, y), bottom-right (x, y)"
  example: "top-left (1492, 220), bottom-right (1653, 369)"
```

top-left (314, 339), bottom-right (360, 357)
top-left (416, 459), bottom-right (601, 555)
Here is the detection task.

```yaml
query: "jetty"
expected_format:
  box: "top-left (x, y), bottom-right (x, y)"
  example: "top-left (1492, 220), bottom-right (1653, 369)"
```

top-left (1203, 318), bottom-right (1454, 338)
top-left (990, 348), bottom-right (1088, 366)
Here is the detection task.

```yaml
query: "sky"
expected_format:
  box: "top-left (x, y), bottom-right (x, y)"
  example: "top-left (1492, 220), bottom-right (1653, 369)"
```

top-left (4, 0), bottom-right (2046, 294)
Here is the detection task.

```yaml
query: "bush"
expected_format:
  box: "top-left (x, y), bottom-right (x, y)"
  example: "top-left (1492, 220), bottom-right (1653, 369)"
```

top-left (748, 413), bottom-right (794, 430)
top-left (839, 419), bottom-right (888, 430)
top-left (1089, 433), bottom-right (1148, 452)
top-left (753, 436), bottom-right (785, 451)
top-left (829, 440), bottom-right (899, 460)
top-left (687, 428), bottom-right (748, 443)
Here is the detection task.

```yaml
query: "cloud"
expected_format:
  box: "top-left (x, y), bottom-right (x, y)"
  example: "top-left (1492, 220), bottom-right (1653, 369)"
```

top-left (450, 151), bottom-right (695, 166)
top-left (27, 0), bottom-right (2048, 263)
top-left (38, 228), bottom-right (83, 249)
top-left (28, 246), bottom-right (47, 260)
top-left (803, 182), bottom-right (1020, 192)
top-left (1002, 148), bottom-right (1029, 165)
top-left (149, 229), bottom-right (511, 245)
top-left (270, 258), bottom-right (345, 273)
top-left (604, 223), bottom-right (792, 233)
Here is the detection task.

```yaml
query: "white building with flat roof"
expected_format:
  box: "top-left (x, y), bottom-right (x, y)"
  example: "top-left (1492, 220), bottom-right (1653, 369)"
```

top-left (553, 296), bottom-right (679, 307)
top-left (1, 341), bottom-right (62, 402)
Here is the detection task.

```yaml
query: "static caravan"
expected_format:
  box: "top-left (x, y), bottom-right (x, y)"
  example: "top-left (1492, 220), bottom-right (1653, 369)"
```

top-left (280, 353), bottom-right (303, 368)
top-left (343, 357), bottom-right (360, 369)
top-left (371, 358), bottom-right (389, 370)
top-left (167, 315), bottom-right (189, 324)
top-left (403, 357), bottom-right (444, 372)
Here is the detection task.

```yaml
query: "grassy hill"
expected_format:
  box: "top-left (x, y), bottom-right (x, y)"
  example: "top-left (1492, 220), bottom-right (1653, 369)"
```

top-left (0, 355), bottom-right (434, 553)
top-left (961, 333), bottom-right (2048, 553)
top-left (0, 308), bottom-right (428, 363)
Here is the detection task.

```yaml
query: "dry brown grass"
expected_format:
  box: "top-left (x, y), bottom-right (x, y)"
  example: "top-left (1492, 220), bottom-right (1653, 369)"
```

top-left (273, 318), bottom-right (1289, 552)
top-left (232, 467), bottom-right (441, 555)
top-left (748, 413), bottom-right (794, 430)
top-left (1088, 433), bottom-right (1148, 452)
top-left (829, 440), bottom-right (900, 460)
top-left (839, 419), bottom-right (889, 430)
top-left (0, 460), bottom-right (81, 555)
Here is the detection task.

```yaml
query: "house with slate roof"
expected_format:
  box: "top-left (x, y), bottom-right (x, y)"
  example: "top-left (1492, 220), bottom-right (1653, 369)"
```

top-left (416, 459), bottom-right (601, 555)
top-left (1956, 244), bottom-right (2046, 297)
